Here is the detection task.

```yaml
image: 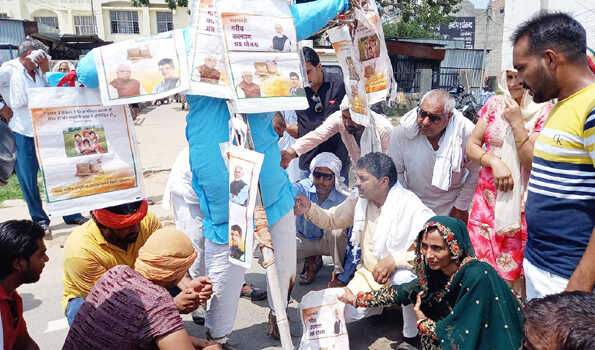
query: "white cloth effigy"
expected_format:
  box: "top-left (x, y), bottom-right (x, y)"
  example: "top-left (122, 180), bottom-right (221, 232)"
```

top-left (350, 182), bottom-right (434, 261)
top-left (400, 107), bottom-right (469, 191)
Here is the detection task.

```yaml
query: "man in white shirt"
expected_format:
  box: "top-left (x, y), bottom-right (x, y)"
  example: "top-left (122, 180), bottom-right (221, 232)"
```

top-left (388, 89), bottom-right (479, 222)
top-left (0, 38), bottom-right (87, 236)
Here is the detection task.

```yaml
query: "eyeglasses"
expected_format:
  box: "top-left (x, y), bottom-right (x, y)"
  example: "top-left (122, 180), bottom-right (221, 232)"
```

top-left (417, 107), bottom-right (444, 124)
top-left (312, 171), bottom-right (334, 180)
top-left (311, 93), bottom-right (323, 113)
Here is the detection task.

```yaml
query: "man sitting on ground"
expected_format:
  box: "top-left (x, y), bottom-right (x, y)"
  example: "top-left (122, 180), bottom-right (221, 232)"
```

top-left (295, 152), bottom-right (354, 286)
top-left (294, 152), bottom-right (434, 349)
top-left (62, 200), bottom-right (203, 324)
top-left (63, 228), bottom-right (218, 350)
top-left (0, 220), bottom-right (48, 350)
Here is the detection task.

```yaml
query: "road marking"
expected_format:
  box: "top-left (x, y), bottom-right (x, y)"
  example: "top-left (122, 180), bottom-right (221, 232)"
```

top-left (44, 318), bottom-right (69, 333)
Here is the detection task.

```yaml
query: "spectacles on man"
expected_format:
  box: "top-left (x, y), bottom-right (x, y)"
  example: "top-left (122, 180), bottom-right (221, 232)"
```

top-left (417, 107), bottom-right (444, 124)
top-left (312, 171), bottom-right (333, 180)
top-left (311, 93), bottom-right (323, 113)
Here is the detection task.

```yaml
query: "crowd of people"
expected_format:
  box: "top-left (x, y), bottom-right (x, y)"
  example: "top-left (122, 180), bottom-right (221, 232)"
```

top-left (0, 4), bottom-right (594, 350)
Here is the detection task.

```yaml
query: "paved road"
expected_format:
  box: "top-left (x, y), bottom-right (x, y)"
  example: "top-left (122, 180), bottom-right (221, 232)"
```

top-left (0, 103), bottom-right (404, 349)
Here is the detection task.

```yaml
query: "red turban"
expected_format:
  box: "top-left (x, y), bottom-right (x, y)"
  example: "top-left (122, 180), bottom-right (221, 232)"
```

top-left (92, 200), bottom-right (148, 229)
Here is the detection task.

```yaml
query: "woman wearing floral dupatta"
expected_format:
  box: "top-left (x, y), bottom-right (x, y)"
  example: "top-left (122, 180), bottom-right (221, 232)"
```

top-left (465, 68), bottom-right (553, 297)
top-left (339, 216), bottom-right (524, 350)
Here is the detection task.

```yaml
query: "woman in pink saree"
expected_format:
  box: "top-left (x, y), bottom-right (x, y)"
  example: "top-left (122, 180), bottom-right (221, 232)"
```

top-left (465, 68), bottom-right (553, 297)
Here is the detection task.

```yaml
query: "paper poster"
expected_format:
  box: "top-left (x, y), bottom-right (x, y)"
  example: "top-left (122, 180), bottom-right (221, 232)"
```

top-left (298, 289), bottom-right (349, 350)
top-left (94, 30), bottom-right (189, 105)
top-left (328, 25), bottom-right (369, 126)
top-left (28, 87), bottom-right (144, 217)
top-left (227, 146), bottom-right (264, 268)
top-left (188, 0), bottom-right (235, 98)
top-left (353, 1), bottom-right (394, 104)
top-left (219, 0), bottom-right (309, 113)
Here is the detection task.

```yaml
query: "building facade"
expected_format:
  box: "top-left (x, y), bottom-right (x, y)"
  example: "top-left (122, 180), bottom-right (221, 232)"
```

top-left (0, 0), bottom-right (189, 42)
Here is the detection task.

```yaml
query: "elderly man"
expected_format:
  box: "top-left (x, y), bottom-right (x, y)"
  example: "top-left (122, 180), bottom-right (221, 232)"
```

top-left (0, 37), bottom-right (87, 236)
top-left (198, 56), bottom-right (221, 84)
top-left (294, 152), bottom-right (434, 349)
top-left (237, 71), bottom-right (261, 98)
top-left (294, 152), bottom-right (354, 286)
top-left (271, 24), bottom-right (292, 52)
top-left (62, 200), bottom-right (204, 325)
top-left (63, 228), bottom-right (217, 350)
top-left (108, 63), bottom-right (146, 98)
top-left (281, 95), bottom-right (393, 169)
top-left (0, 220), bottom-right (48, 350)
top-left (511, 12), bottom-right (595, 299)
top-left (389, 89), bottom-right (478, 222)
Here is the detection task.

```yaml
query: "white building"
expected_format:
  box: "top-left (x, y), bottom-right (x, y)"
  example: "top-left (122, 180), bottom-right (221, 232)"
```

top-left (0, 0), bottom-right (190, 42)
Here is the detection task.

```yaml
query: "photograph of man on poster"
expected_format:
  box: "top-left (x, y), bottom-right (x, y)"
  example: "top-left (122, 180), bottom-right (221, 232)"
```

top-left (108, 63), bottom-right (147, 98)
top-left (197, 55), bottom-right (222, 84)
top-left (237, 71), bottom-right (262, 98)
top-left (229, 224), bottom-right (245, 260)
top-left (230, 165), bottom-right (249, 206)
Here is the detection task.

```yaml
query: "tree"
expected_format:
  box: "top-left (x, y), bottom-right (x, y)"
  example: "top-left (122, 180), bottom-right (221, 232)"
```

top-left (131, 0), bottom-right (188, 10)
top-left (379, 0), bottom-right (463, 39)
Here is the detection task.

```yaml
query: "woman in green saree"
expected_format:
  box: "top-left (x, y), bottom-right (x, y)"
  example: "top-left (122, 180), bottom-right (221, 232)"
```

top-left (339, 216), bottom-right (524, 350)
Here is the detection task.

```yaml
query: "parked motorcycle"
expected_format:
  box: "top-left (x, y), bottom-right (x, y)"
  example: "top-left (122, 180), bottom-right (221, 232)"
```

top-left (448, 84), bottom-right (479, 123)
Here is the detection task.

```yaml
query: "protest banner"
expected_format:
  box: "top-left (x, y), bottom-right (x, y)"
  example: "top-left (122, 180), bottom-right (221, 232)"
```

top-left (227, 145), bottom-right (264, 268)
top-left (219, 0), bottom-right (309, 113)
top-left (28, 87), bottom-right (144, 217)
top-left (94, 30), bottom-right (189, 106)
top-left (298, 288), bottom-right (349, 350)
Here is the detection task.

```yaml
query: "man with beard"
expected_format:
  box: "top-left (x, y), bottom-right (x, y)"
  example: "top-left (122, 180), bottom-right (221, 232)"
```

top-left (281, 95), bottom-right (393, 169)
top-left (511, 12), bottom-right (595, 299)
top-left (388, 89), bottom-right (478, 222)
top-left (61, 200), bottom-right (204, 325)
top-left (0, 220), bottom-right (48, 350)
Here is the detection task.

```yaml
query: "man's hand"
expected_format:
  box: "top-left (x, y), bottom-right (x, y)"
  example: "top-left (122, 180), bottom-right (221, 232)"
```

top-left (372, 256), bottom-right (397, 285)
top-left (449, 207), bottom-right (468, 224)
top-left (337, 287), bottom-right (356, 306)
top-left (294, 194), bottom-right (311, 216)
top-left (413, 291), bottom-right (427, 321)
top-left (285, 123), bottom-right (299, 138)
top-left (0, 104), bottom-right (13, 122)
top-left (280, 148), bottom-right (297, 169)
top-left (173, 288), bottom-right (201, 314)
top-left (273, 112), bottom-right (286, 137)
top-left (188, 276), bottom-right (213, 305)
top-left (36, 53), bottom-right (50, 73)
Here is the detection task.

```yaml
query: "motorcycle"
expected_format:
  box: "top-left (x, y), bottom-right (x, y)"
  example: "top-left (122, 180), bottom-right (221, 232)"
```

top-left (448, 84), bottom-right (479, 123)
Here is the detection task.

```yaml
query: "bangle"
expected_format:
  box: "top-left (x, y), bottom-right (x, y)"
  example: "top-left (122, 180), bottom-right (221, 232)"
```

top-left (479, 151), bottom-right (488, 166)
top-left (516, 136), bottom-right (530, 149)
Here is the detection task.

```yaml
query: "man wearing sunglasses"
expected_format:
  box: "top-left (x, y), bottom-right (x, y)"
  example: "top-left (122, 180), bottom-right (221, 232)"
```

top-left (388, 89), bottom-right (478, 223)
top-left (0, 220), bottom-right (47, 350)
top-left (291, 47), bottom-right (350, 180)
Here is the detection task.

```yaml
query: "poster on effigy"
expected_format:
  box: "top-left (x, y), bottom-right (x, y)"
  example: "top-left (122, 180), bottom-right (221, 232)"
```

top-left (188, 0), bottom-right (235, 98)
top-left (328, 25), bottom-right (370, 126)
top-left (28, 87), bottom-right (144, 217)
top-left (94, 30), bottom-right (189, 106)
top-left (298, 289), bottom-right (350, 350)
top-left (227, 146), bottom-right (264, 268)
top-left (219, 0), bottom-right (309, 113)
top-left (353, 1), bottom-right (394, 105)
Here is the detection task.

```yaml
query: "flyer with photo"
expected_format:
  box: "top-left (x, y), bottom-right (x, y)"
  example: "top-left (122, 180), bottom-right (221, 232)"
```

top-left (219, 0), bottom-right (309, 113)
top-left (94, 30), bottom-right (189, 106)
top-left (227, 146), bottom-right (264, 268)
top-left (28, 87), bottom-right (144, 217)
top-left (328, 25), bottom-right (370, 126)
top-left (298, 289), bottom-right (349, 350)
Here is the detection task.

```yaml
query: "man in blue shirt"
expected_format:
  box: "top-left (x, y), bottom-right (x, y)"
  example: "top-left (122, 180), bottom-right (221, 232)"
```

top-left (295, 152), bottom-right (356, 287)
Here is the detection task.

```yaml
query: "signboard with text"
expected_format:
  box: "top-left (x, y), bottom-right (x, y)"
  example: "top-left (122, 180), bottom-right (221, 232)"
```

top-left (439, 17), bottom-right (476, 49)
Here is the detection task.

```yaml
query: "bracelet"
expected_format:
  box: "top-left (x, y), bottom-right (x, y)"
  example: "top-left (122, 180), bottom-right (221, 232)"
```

top-left (516, 136), bottom-right (530, 149)
top-left (479, 151), bottom-right (488, 166)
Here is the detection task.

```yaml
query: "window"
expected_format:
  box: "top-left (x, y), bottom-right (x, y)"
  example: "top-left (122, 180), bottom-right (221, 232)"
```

top-left (74, 15), bottom-right (96, 35)
top-left (34, 16), bottom-right (59, 30)
top-left (156, 12), bottom-right (173, 33)
top-left (110, 10), bottom-right (139, 34)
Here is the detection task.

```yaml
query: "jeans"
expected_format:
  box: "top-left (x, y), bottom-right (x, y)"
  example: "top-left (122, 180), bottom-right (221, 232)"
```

top-left (65, 297), bottom-right (85, 326)
top-left (13, 133), bottom-right (83, 224)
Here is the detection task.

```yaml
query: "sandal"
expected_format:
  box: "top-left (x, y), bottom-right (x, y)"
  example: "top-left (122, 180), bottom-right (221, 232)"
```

top-left (299, 255), bottom-right (322, 285)
top-left (266, 310), bottom-right (280, 340)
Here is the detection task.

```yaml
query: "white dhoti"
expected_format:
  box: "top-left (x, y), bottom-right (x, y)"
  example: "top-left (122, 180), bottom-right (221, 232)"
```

top-left (344, 267), bottom-right (418, 338)
top-left (170, 192), bottom-right (205, 279)
top-left (266, 210), bottom-right (297, 314)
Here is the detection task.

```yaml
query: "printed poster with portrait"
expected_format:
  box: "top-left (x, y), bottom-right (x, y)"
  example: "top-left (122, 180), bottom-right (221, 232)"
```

top-left (227, 146), bottom-right (264, 268)
top-left (219, 0), bottom-right (309, 113)
top-left (298, 289), bottom-right (349, 350)
top-left (94, 30), bottom-right (189, 106)
top-left (28, 87), bottom-right (144, 217)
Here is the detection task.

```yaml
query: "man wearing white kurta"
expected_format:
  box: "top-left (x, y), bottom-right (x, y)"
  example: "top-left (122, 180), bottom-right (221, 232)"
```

top-left (389, 89), bottom-right (479, 221)
top-left (294, 152), bottom-right (434, 348)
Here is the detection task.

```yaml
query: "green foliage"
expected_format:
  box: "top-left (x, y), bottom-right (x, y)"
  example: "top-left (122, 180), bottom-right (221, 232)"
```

top-left (131, 0), bottom-right (188, 10)
top-left (0, 174), bottom-right (44, 204)
top-left (382, 21), bottom-right (439, 39)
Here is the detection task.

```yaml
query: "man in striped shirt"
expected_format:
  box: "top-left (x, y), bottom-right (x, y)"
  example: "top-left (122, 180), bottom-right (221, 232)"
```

top-left (512, 12), bottom-right (595, 299)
